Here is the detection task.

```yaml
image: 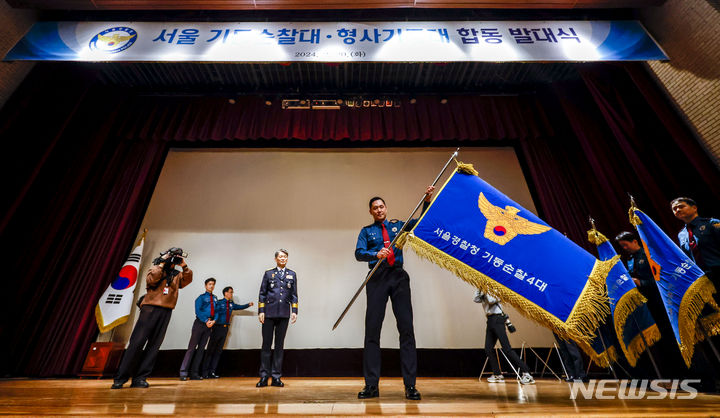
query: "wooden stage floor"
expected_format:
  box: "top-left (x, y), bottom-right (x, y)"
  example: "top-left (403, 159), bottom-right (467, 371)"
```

top-left (1, 377), bottom-right (719, 416)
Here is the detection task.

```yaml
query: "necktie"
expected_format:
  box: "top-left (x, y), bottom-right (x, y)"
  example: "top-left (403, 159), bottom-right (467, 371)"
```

top-left (687, 226), bottom-right (704, 267)
top-left (210, 294), bottom-right (215, 318)
top-left (226, 300), bottom-right (231, 323)
top-left (278, 269), bottom-right (285, 279)
top-left (381, 223), bottom-right (396, 266)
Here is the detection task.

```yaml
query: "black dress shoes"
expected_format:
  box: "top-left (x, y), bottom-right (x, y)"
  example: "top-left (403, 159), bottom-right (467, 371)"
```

top-left (271, 378), bottom-right (285, 387)
top-left (256, 377), bottom-right (269, 387)
top-left (208, 373), bottom-right (220, 379)
top-left (358, 385), bottom-right (379, 399)
top-left (405, 385), bottom-right (421, 400)
top-left (130, 380), bottom-right (150, 388)
top-left (189, 374), bottom-right (203, 380)
top-left (111, 381), bottom-right (125, 389)
top-left (179, 376), bottom-right (188, 381)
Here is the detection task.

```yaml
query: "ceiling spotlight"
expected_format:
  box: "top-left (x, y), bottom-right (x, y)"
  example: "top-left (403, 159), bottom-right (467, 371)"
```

top-left (265, 100), bottom-right (272, 106)
top-left (409, 98), bottom-right (417, 104)
top-left (228, 98), bottom-right (236, 104)
top-left (440, 98), bottom-right (448, 104)
top-left (336, 98), bottom-right (344, 105)
top-left (372, 99), bottom-right (381, 105)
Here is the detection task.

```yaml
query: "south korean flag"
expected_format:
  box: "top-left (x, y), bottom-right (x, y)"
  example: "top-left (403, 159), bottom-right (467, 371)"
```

top-left (95, 235), bottom-right (145, 333)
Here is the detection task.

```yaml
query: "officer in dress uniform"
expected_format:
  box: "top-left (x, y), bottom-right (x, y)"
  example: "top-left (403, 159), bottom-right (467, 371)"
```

top-left (256, 249), bottom-right (298, 388)
top-left (354, 186), bottom-right (434, 401)
top-left (202, 286), bottom-right (253, 378)
top-left (672, 197), bottom-right (720, 295)
top-left (179, 278), bottom-right (218, 380)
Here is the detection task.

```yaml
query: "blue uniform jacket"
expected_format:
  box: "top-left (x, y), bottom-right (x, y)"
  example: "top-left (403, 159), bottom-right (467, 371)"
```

top-left (627, 249), bottom-right (654, 288)
top-left (195, 292), bottom-right (219, 322)
top-left (215, 299), bottom-right (251, 325)
top-left (355, 202), bottom-right (428, 269)
top-left (258, 268), bottom-right (298, 318)
top-left (678, 217), bottom-right (720, 271)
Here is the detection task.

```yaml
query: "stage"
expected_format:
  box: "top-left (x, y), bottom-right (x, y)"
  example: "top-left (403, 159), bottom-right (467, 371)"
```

top-left (1, 377), bottom-right (718, 416)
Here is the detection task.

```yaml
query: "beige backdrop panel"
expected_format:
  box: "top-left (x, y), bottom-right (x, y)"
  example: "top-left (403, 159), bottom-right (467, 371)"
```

top-left (109, 148), bottom-right (554, 349)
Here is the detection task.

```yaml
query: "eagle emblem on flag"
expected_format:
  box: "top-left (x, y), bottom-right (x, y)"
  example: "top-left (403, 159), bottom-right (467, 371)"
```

top-left (478, 192), bottom-right (550, 245)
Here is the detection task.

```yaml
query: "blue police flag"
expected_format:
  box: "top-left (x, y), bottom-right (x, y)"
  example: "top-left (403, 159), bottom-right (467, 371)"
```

top-left (588, 227), bottom-right (660, 367)
top-left (399, 163), bottom-right (612, 342)
top-left (629, 205), bottom-right (720, 366)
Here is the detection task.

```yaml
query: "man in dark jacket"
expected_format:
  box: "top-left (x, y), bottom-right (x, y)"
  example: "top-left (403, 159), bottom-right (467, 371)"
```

top-left (256, 249), bottom-right (298, 388)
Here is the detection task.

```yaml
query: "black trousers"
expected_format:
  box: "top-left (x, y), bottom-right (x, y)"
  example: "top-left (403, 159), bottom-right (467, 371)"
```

top-left (485, 314), bottom-right (529, 375)
top-left (179, 318), bottom-right (212, 377)
top-left (114, 305), bottom-right (172, 383)
top-left (202, 324), bottom-right (229, 376)
top-left (364, 265), bottom-right (417, 386)
top-left (260, 317), bottom-right (289, 379)
top-left (553, 333), bottom-right (586, 379)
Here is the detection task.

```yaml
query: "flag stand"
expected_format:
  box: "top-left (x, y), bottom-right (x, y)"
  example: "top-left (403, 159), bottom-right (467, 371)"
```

top-left (528, 345), bottom-right (562, 381)
top-left (332, 148), bottom-right (460, 330)
top-left (552, 342), bottom-right (570, 380)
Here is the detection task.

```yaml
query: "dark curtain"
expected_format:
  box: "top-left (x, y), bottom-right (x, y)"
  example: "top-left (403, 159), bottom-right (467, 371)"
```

top-left (520, 63), bottom-right (720, 250)
top-left (2, 62), bottom-right (718, 377)
top-left (0, 73), bottom-right (169, 376)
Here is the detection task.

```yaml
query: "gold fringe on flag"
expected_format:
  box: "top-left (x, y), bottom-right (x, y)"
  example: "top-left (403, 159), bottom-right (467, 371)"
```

top-left (612, 287), bottom-right (655, 367)
top-left (624, 323), bottom-right (661, 367)
top-left (576, 339), bottom-right (618, 368)
top-left (699, 312), bottom-right (720, 338)
top-left (403, 232), bottom-right (611, 343)
top-left (678, 275), bottom-right (720, 367)
top-left (95, 305), bottom-right (130, 334)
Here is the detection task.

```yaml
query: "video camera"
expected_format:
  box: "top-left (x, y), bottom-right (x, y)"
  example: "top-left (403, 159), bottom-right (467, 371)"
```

top-left (502, 313), bottom-right (517, 333)
top-left (152, 247), bottom-right (188, 269)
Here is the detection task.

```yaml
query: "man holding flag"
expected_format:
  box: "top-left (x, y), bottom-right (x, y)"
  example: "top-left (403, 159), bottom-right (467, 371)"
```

top-left (629, 202), bottom-right (720, 368)
top-left (672, 197), bottom-right (720, 300)
top-left (354, 187), bottom-right (433, 401)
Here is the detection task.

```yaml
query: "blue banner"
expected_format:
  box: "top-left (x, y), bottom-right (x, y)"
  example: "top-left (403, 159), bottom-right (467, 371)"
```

top-left (4, 21), bottom-right (667, 62)
top-left (630, 207), bottom-right (720, 366)
top-left (589, 228), bottom-right (659, 367)
top-left (402, 165), bottom-right (612, 341)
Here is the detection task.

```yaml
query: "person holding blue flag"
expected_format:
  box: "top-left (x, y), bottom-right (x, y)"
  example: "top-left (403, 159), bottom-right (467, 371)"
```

top-left (629, 202), bottom-right (720, 368)
top-left (672, 197), bottom-right (720, 300)
top-left (355, 186), bottom-right (434, 401)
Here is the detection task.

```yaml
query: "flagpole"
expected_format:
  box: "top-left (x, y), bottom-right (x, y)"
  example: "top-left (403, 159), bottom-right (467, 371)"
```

top-left (332, 148), bottom-right (460, 331)
top-left (596, 328), bottom-right (619, 380)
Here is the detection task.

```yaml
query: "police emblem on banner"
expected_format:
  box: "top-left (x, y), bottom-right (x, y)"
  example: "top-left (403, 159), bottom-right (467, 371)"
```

top-left (89, 27), bottom-right (137, 54)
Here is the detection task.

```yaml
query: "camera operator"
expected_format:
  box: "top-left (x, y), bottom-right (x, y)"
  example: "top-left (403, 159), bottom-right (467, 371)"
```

top-left (473, 289), bottom-right (534, 384)
top-left (111, 248), bottom-right (193, 389)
